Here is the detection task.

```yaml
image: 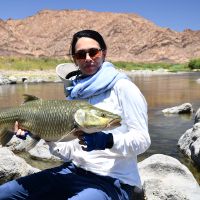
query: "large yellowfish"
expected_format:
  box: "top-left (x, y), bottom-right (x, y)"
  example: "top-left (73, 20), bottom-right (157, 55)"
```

top-left (0, 94), bottom-right (121, 149)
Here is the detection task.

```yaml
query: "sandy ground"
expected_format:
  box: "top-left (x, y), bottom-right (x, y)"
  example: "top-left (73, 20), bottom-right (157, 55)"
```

top-left (0, 63), bottom-right (78, 82)
top-left (0, 69), bottom-right (59, 78)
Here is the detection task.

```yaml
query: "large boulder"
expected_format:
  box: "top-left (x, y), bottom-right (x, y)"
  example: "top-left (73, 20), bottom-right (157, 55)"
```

top-left (0, 147), bottom-right (40, 184)
top-left (162, 103), bottom-right (193, 114)
top-left (7, 136), bottom-right (61, 162)
top-left (0, 75), bottom-right (11, 85)
top-left (29, 140), bottom-right (62, 161)
top-left (194, 108), bottom-right (200, 124)
top-left (139, 154), bottom-right (200, 200)
top-left (178, 122), bottom-right (200, 166)
top-left (7, 134), bottom-right (32, 151)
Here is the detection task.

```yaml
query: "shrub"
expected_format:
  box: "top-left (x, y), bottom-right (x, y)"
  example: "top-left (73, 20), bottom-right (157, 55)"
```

top-left (188, 58), bottom-right (200, 70)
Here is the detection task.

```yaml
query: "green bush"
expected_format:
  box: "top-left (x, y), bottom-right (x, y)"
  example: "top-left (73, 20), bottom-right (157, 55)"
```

top-left (0, 57), bottom-right (69, 70)
top-left (112, 61), bottom-right (188, 72)
top-left (188, 58), bottom-right (200, 69)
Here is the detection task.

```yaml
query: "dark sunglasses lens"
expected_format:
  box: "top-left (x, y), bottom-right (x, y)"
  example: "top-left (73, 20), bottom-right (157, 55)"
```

top-left (88, 48), bottom-right (100, 57)
top-left (75, 48), bottom-right (101, 59)
top-left (75, 51), bottom-right (86, 59)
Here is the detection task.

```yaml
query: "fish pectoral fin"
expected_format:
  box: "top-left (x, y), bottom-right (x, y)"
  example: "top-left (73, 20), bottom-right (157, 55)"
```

top-left (0, 129), bottom-right (14, 146)
top-left (25, 134), bottom-right (41, 151)
top-left (57, 129), bottom-right (77, 142)
top-left (23, 94), bottom-right (41, 104)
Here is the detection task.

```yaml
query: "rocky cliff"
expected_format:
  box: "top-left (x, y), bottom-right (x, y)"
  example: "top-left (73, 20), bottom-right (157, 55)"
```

top-left (0, 9), bottom-right (200, 63)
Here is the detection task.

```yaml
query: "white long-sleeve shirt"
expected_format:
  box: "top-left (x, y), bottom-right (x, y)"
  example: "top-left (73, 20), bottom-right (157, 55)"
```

top-left (48, 78), bottom-right (151, 188)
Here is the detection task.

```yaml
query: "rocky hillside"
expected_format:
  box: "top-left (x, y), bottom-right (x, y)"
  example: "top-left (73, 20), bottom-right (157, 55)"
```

top-left (0, 9), bottom-right (200, 63)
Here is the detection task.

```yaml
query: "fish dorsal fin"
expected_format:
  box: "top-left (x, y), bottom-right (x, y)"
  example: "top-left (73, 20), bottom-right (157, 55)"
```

top-left (23, 94), bottom-right (40, 103)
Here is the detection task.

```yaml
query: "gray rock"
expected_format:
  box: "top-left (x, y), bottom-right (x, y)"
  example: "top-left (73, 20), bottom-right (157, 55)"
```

top-left (139, 154), bottom-right (200, 200)
top-left (7, 134), bottom-right (33, 151)
top-left (0, 147), bottom-right (40, 184)
top-left (196, 79), bottom-right (200, 84)
top-left (7, 136), bottom-right (61, 161)
top-left (0, 76), bottom-right (11, 85)
top-left (29, 140), bottom-right (61, 161)
top-left (194, 108), bottom-right (200, 124)
top-left (178, 122), bottom-right (200, 166)
top-left (1, 147), bottom-right (199, 200)
top-left (8, 76), bottom-right (17, 84)
top-left (162, 103), bottom-right (193, 114)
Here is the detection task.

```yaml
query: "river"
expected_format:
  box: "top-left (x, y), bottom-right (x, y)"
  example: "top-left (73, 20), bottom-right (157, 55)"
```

top-left (0, 72), bottom-right (200, 183)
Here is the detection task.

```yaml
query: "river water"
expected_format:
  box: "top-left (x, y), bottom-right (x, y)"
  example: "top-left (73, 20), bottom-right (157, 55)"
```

top-left (0, 72), bottom-right (200, 183)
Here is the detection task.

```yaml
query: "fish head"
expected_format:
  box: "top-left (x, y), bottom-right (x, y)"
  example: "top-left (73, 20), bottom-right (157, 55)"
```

top-left (74, 105), bottom-right (122, 133)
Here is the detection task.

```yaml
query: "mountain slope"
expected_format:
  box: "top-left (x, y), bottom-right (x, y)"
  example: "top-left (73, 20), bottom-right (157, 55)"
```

top-left (0, 9), bottom-right (200, 63)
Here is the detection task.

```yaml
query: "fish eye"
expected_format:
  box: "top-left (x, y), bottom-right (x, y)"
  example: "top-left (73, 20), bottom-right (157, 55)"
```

top-left (101, 113), bottom-right (106, 118)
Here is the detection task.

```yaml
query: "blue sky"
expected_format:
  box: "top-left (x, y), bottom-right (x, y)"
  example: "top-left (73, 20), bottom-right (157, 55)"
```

top-left (0, 0), bottom-right (199, 32)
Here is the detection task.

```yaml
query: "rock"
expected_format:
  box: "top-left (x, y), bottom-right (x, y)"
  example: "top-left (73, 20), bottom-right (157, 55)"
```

top-left (7, 136), bottom-right (61, 162)
top-left (0, 75), bottom-right (11, 85)
top-left (8, 76), bottom-right (17, 84)
top-left (138, 154), bottom-right (200, 200)
top-left (29, 140), bottom-right (61, 161)
top-left (194, 108), bottom-right (200, 124)
top-left (0, 147), bottom-right (40, 184)
top-left (22, 77), bottom-right (28, 82)
top-left (178, 122), bottom-right (200, 166)
top-left (1, 147), bottom-right (199, 199)
top-left (162, 103), bottom-right (193, 114)
top-left (0, 69), bottom-right (62, 85)
top-left (7, 134), bottom-right (34, 151)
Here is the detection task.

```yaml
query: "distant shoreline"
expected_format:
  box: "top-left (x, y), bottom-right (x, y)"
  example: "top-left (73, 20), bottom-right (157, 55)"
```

top-left (0, 68), bottom-right (192, 85)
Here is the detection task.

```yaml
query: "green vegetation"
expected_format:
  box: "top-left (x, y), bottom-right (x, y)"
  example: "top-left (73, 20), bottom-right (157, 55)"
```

top-left (0, 57), bottom-right (70, 70)
top-left (112, 61), bottom-right (189, 72)
top-left (188, 58), bottom-right (200, 70)
top-left (0, 56), bottom-right (200, 72)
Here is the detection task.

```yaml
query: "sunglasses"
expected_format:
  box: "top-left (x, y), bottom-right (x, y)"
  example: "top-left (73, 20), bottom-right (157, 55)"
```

top-left (74, 48), bottom-right (102, 60)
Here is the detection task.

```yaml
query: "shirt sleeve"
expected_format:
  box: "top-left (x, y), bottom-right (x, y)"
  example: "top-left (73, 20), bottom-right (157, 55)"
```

top-left (110, 79), bottom-right (151, 156)
top-left (46, 141), bottom-right (74, 162)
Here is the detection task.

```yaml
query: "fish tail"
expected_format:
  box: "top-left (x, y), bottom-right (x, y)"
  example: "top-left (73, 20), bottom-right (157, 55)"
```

top-left (0, 129), bottom-right (14, 146)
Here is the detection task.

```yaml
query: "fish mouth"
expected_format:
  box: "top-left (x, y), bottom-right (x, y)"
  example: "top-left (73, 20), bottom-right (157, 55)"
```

top-left (107, 118), bottom-right (121, 128)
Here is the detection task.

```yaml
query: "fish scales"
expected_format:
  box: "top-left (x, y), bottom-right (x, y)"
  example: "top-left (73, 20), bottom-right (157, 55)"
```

top-left (0, 94), bottom-right (122, 149)
top-left (17, 100), bottom-right (79, 140)
top-left (0, 100), bottom-right (77, 140)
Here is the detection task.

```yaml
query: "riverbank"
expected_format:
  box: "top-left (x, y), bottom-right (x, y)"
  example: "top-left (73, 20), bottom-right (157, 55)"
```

top-left (0, 66), bottom-right (189, 85)
top-left (0, 57), bottom-right (191, 71)
top-left (0, 69), bottom-right (61, 84)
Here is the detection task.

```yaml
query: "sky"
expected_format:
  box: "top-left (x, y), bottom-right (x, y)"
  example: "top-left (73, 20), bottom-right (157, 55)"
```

top-left (0, 0), bottom-right (200, 32)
